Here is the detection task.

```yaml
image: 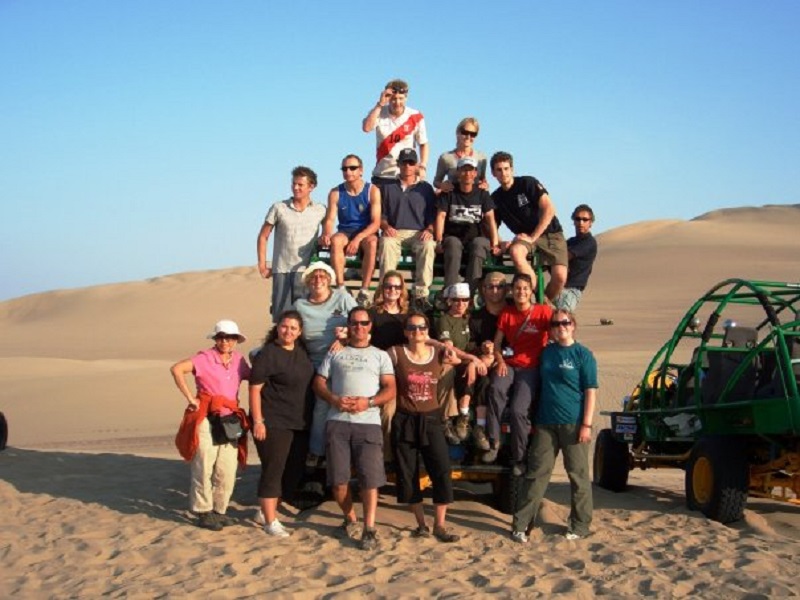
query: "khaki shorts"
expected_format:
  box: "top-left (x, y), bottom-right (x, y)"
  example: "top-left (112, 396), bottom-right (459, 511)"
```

top-left (513, 231), bottom-right (568, 267)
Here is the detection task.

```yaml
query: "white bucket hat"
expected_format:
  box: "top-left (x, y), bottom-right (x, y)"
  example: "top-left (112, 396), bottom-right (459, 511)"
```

top-left (444, 282), bottom-right (471, 299)
top-left (207, 319), bottom-right (246, 343)
top-left (303, 261), bottom-right (336, 284)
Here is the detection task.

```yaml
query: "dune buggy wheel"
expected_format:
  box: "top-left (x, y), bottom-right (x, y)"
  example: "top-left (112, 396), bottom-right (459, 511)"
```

top-left (593, 429), bottom-right (630, 492)
top-left (685, 436), bottom-right (748, 523)
top-left (0, 411), bottom-right (7, 451)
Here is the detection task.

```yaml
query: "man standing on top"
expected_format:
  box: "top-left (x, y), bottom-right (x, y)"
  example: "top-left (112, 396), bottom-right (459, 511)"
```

top-left (379, 148), bottom-right (437, 310)
top-left (490, 151), bottom-right (568, 302)
top-left (257, 166), bottom-right (327, 322)
top-left (320, 154), bottom-right (381, 307)
top-left (556, 204), bottom-right (598, 312)
top-left (362, 79), bottom-right (429, 190)
top-left (435, 157), bottom-right (501, 293)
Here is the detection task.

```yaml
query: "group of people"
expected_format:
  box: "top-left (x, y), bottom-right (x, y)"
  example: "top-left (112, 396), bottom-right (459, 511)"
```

top-left (170, 77), bottom-right (601, 548)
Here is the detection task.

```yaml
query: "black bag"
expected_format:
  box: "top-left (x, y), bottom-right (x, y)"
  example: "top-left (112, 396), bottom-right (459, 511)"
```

top-left (209, 413), bottom-right (243, 445)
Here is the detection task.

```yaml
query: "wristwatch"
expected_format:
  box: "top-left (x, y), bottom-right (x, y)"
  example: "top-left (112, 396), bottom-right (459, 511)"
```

top-left (368, 397), bottom-right (376, 408)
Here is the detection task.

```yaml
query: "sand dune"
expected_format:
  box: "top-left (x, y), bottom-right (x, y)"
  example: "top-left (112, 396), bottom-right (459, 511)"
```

top-left (2, 204), bottom-right (800, 597)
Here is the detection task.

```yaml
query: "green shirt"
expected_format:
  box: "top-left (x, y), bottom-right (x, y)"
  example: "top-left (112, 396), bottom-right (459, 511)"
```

top-left (536, 342), bottom-right (598, 425)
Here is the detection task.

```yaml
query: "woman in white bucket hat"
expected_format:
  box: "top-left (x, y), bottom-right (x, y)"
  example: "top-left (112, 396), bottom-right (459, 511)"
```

top-left (172, 319), bottom-right (251, 531)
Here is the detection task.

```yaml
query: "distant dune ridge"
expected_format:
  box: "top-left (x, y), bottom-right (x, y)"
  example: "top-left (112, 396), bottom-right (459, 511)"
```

top-left (1, 205), bottom-right (799, 596)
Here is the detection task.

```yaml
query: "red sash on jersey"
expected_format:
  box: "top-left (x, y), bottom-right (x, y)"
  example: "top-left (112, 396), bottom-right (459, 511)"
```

top-left (376, 112), bottom-right (424, 162)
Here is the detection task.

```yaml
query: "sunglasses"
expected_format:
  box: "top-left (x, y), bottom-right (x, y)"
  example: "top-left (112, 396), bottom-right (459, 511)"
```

top-left (573, 216), bottom-right (591, 222)
top-left (215, 334), bottom-right (239, 341)
top-left (399, 160), bottom-right (417, 166)
top-left (383, 283), bottom-right (403, 290)
top-left (391, 87), bottom-right (408, 94)
top-left (459, 128), bottom-right (478, 138)
top-left (349, 320), bottom-right (371, 327)
top-left (405, 324), bottom-right (428, 331)
top-left (550, 319), bottom-right (573, 328)
top-left (484, 284), bottom-right (506, 290)
top-left (451, 298), bottom-right (469, 303)
top-left (341, 165), bottom-right (360, 172)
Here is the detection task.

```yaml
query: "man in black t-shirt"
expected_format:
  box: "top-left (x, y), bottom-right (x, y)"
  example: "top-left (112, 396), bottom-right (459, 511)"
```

top-left (555, 204), bottom-right (598, 312)
top-left (490, 151), bottom-right (568, 302)
top-left (434, 157), bottom-right (501, 292)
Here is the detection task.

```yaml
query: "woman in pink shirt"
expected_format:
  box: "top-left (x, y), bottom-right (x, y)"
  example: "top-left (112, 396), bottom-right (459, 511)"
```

top-left (171, 320), bottom-right (251, 531)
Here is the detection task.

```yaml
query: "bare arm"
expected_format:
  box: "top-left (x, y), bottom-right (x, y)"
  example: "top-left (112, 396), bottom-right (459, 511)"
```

top-left (530, 193), bottom-right (556, 241)
top-left (362, 88), bottom-right (391, 132)
top-left (352, 184), bottom-right (382, 244)
top-left (257, 222), bottom-right (274, 278)
top-left (170, 358), bottom-right (198, 410)
top-left (434, 209), bottom-right (446, 243)
top-left (578, 387), bottom-right (597, 443)
top-left (492, 329), bottom-right (508, 376)
top-left (249, 383), bottom-right (267, 440)
top-left (418, 143), bottom-right (430, 179)
top-left (320, 188), bottom-right (339, 246)
top-left (483, 209), bottom-right (501, 250)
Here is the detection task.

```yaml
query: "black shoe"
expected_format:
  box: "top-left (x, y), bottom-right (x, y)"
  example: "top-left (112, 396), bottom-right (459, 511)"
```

top-left (360, 527), bottom-right (379, 550)
top-left (213, 512), bottom-right (237, 527)
top-left (454, 414), bottom-right (470, 441)
top-left (196, 511), bottom-right (223, 531)
top-left (411, 525), bottom-right (431, 538)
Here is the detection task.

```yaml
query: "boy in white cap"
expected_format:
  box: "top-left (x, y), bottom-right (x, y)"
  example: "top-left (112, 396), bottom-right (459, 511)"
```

top-left (434, 283), bottom-right (487, 443)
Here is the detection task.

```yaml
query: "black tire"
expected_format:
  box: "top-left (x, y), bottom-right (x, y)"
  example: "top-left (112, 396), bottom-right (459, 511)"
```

top-left (685, 436), bottom-right (748, 523)
top-left (593, 429), bottom-right (630, 492)
top-left (0, 411), bottom-right (7, 451)
top-left (492, 472), bottom-right (521, 515)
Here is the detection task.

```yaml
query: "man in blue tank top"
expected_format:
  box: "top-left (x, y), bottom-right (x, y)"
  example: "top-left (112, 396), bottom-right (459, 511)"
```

top-left (321, 154), bottom-right (382, 307)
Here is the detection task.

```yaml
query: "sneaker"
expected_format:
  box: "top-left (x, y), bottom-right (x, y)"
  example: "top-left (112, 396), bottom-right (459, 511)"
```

top-left (454, 414), bottom-right (470, 441)
top-left (356, 289), bottom-right (371, 308)
top-left (264, 519), bottom-right (291, 538)
top-left (433, 527), bottom-right (460, 543)
top-left (338, 518), bottom-right (359, 539)
top-left (196, 511), bottom-right (223, 531)
top-left (253, 508), bottom-right (266, 526)
top-left (472, 425), bottom-right (490, 451)
top-left (213, 512), bottom-right (237, 527)
top-left (481, 446), bottom-right (499, 464)
top-left (359, 527), bottom-right (378, 550)
top-left (443, 419), bottom-right (461, 445)
top-left (511, 530), bottom-right (529, 544)
top-left (564, 531), bottom-right (588, 540)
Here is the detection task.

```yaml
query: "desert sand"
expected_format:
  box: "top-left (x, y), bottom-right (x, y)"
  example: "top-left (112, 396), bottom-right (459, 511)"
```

top-left (1, 205), bottom-right (799, 597)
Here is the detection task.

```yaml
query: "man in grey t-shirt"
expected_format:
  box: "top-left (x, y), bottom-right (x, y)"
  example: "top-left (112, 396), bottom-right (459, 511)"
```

top-left (257, 166), bottom-right (327, 322)
top-left (313, 307), bottom-right (396, 550)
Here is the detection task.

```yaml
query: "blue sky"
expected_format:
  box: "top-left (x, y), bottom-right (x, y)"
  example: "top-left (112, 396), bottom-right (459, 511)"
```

top-left (2, 1), bottom-right (798, 300)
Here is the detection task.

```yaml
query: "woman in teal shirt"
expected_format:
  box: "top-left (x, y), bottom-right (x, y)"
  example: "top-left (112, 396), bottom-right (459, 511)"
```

top-left (511, 308), bottom-right (598, 543)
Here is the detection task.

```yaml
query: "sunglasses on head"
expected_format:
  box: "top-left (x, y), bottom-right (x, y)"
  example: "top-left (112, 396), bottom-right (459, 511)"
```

top-left (459, 128), bottom-right (478, 138)
top-left (405, 324), bottom-right (428, 331)
top-left (341, 165), bottom-right (360, 172)
top-left (550, 319), bottom-right (573, 328)
top-left (391, 86), bottom-right (408, 94)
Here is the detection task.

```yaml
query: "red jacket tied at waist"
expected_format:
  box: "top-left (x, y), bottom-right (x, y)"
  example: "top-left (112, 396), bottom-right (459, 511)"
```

top-left (175, 392), bottom-right (250, 468)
